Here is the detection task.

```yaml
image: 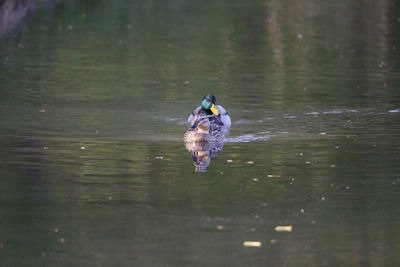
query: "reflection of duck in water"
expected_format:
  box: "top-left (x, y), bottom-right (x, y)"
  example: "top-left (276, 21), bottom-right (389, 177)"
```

top-left (184, 94), bottom-right (230, 171)
top-left (184, 140), bottom-right (224, 172)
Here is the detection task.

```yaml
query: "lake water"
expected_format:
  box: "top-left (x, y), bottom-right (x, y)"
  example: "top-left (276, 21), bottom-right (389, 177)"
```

top-left (1, 0), bottom-right (400, 266)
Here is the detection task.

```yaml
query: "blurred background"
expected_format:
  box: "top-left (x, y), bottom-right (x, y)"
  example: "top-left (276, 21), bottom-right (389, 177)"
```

top-left (0, 0), bottom-right (399, 266)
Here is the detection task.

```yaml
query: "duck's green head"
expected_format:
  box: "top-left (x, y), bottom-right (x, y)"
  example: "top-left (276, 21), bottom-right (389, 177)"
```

top-left (201, 94), bottom-right (219, 115)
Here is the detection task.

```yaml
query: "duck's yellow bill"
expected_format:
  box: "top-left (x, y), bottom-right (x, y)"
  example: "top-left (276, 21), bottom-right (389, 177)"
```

top-left (210, 104), bottom-right (219, 115)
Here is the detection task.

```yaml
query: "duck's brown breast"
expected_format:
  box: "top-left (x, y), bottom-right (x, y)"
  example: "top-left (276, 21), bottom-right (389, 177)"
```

top-left (184, 129), bottom-right (211, 143)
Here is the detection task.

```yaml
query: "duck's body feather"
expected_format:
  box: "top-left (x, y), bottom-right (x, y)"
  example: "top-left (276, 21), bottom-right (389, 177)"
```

top-left (184, 115), bottom-right (224, 143)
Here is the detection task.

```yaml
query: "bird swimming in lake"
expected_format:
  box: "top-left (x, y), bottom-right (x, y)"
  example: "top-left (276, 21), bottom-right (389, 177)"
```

top-left (187, 94), bottom-right (231, 130)
top-left (184, 94), bottom-right (229, 171)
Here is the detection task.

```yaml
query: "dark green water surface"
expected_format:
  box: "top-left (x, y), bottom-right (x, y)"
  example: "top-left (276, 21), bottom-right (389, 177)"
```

top-left (1, 0), bottom-right (400, 266)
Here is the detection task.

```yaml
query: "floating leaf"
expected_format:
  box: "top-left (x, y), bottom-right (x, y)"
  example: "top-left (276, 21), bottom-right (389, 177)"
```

top-left (275, 226), bottom-right (292, 232)
top-left (243, 241), bottom-right (262, 247)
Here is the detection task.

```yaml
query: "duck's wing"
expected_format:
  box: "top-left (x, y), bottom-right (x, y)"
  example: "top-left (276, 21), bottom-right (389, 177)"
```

top-left (217, 105), bottom-right (231, 128)
top-left (188, 106), bottom-right (202, 126)
top-left (216, 105), bottom-right (228, 116)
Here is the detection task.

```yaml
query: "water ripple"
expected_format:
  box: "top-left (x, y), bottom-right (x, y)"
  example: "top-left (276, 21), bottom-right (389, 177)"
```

top-left (225, 134), bottom-right (273, 143)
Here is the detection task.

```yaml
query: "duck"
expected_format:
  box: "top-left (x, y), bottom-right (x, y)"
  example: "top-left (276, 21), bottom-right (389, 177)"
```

top-left (184, 115), bottom-right (224, 143)
top-left (187, 94), bottom-right (231, 130)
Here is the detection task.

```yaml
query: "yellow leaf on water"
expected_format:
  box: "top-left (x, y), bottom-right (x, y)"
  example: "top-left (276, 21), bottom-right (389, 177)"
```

top-left (275, 226), bottom-right (292, 232)
top-left (243, 241), bottom-right (262, 247)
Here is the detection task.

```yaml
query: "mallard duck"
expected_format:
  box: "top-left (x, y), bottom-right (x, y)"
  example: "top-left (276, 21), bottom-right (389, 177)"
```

top-left (184, 115), bottom-right (224, 143)
top-left (187, 94), bottom-right (231, 130)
